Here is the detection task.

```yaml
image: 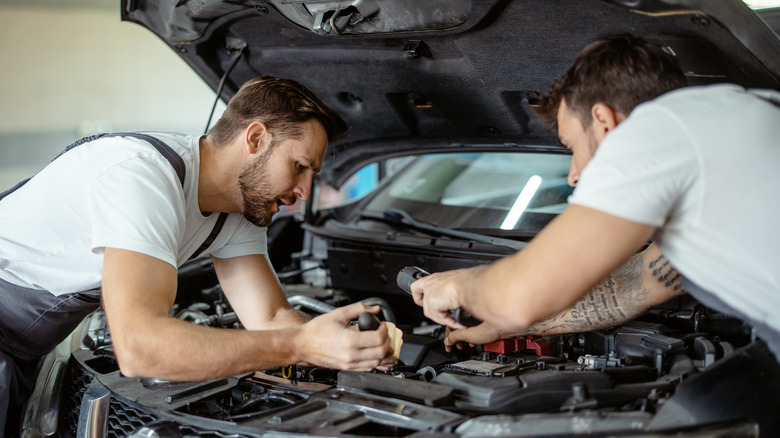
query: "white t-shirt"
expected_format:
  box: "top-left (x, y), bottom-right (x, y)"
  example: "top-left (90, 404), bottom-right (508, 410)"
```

top-left (569, 84), bottom-right (780, 337)
top-left (0, 132), bottom-right (267, 295)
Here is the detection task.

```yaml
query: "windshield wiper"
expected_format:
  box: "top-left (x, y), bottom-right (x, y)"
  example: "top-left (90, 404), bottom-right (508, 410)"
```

top-left (359, 208), bottom-right (526, 251)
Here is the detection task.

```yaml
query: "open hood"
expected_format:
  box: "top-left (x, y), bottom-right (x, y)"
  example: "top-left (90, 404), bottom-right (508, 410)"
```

top-left (121, 0), bottom-right (780, 183)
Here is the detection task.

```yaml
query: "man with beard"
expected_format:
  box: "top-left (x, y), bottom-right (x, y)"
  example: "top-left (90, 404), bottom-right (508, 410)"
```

top-left (0, 76), bottom-right (397, 433)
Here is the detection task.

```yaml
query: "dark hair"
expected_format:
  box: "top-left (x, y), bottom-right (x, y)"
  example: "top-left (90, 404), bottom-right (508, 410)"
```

top-left (536, 34), bottom-right (688, 130)
top-left (208, 76), bottom-right (349, 145)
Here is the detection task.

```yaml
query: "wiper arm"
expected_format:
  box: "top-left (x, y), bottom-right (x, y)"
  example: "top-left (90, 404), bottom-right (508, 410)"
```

top-left (361, 208), bottom-right (526, 251)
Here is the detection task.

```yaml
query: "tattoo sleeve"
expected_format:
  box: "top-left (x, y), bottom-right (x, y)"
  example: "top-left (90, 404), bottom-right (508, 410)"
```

top-left (515, 247), bottom-right (684, 336)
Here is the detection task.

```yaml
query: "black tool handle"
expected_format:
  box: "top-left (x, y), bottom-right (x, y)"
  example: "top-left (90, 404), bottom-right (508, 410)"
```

top-left (357, 312), bottom-right (381, 331)
top-left (396, 266), bottom-right (482, 327)
top-left (397, 266), bottom-right (430, 294)
top-left (450, 308), bottom-right (482, 328)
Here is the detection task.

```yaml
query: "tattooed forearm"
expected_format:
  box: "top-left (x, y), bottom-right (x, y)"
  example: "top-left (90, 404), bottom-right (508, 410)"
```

top-left (649, 253), bottom-right (684, 293)
top-left (517, 247), bottom-right (684, 336)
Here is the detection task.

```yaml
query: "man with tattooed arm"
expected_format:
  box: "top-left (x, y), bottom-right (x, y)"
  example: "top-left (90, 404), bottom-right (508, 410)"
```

top-left (410, 34), bottom-right (780, 359)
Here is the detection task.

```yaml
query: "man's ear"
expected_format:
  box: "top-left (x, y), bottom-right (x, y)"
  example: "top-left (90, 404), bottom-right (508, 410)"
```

top-left (590, 103), bottom-right (627, 140)
top-left (244, 121), bottom-right (272, 155)
top-left (591, 103), bottom-right (619, 130)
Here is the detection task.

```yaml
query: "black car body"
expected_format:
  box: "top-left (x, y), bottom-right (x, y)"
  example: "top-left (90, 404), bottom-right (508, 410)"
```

top-left (20, 1), bottom-right (780, 437)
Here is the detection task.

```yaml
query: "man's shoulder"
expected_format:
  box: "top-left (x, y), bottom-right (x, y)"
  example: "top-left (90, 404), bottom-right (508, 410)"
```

top-left (38, 133), bottom-right (197, 202)
top-left (70, 132), bottom-right (195, 158)
top-left (624, 84), bottom-right (750, 131)
top-left (126, 132), bottom-right (199, 162)
top-left (649, 83), bottom-right (746, 108)
top-left (89, 132), bottom-right (198, 180)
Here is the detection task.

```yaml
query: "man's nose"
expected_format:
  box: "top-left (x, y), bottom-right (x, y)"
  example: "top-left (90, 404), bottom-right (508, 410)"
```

top-left (567, 159), bottom-right (579, 187)
top-left (293, 174), bottom-right (312, 201)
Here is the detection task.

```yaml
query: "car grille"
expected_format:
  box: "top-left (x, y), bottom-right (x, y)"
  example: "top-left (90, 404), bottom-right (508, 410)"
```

top-left (58, 357), bottom-right (94, 438)
top-left (57, 357), bottom-right (158, 438)
top-left (108, 398), bottom-right (158, 437)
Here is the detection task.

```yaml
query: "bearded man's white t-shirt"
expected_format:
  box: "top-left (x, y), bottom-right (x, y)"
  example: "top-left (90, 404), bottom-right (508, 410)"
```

top-left (0, 133), bottom-right (266, 295)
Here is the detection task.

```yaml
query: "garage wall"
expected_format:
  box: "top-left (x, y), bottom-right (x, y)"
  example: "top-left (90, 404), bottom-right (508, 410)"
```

top-left (0, 3), bottom-right (226, 190)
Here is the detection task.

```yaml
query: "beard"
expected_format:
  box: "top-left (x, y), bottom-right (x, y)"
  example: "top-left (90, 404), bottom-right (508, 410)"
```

top-left (237, 148), bottom-right (294, 227)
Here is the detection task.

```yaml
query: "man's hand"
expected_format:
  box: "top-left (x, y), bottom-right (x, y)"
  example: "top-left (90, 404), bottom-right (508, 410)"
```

top-left (444, 323), bottom-right (521, 352)
top-left (296, 303), bottom-right (397, 371)
top-left (410, 267), bottom-right (484, 329)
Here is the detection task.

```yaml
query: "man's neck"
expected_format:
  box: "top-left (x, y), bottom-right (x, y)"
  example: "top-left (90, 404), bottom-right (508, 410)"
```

top-left (198, 135), bottom-right (241, 215)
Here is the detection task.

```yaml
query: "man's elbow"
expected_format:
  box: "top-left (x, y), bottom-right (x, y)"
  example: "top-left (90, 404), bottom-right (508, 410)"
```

top-left (111, 332), bottom-right (161, 378)
top-left (116, 360), bottom-right (144, 379)
top-left (113, 342), bottom-right (146, 378)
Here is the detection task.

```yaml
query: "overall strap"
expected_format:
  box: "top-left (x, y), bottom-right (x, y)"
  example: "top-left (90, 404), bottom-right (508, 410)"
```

top-left (188, 212), bottom-right (229, 261)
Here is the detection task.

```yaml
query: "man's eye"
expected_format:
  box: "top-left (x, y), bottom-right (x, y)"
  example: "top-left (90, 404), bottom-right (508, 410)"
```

top-left (296, 163), bottom-right (306, 170)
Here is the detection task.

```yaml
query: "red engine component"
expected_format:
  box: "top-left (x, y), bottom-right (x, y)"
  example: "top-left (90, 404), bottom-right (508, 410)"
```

top-left (484, 335), bottom-right (551, 356)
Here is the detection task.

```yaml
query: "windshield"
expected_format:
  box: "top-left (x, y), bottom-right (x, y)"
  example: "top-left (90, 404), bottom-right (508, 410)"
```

top-left (361, 152), bottom-right (574, 235)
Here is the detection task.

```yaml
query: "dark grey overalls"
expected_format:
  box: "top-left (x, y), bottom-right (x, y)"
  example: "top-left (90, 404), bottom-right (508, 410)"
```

top-left (0, 133), bottom-right (226, 436)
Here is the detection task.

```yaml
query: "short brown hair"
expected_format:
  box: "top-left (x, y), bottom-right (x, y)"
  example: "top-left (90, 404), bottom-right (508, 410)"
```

top-left (536, 34), bottom-right (688, 130)
top-left (208, 76), bottom-right (349, 145)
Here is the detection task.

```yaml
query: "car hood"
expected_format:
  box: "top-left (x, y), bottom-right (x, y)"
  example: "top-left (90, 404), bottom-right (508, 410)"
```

top-left (121, 0), bottom-right (780, 185)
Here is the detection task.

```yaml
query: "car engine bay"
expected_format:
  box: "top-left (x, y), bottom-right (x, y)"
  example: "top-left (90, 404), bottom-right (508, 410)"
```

top-left (45, 244), bottom-right (779, 438)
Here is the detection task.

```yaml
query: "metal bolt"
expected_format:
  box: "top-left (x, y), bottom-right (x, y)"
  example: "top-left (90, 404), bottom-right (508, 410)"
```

top-left (690, 15), bottom-right (711, 27)
top-left (572, 383), bottom-right (589, 401)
